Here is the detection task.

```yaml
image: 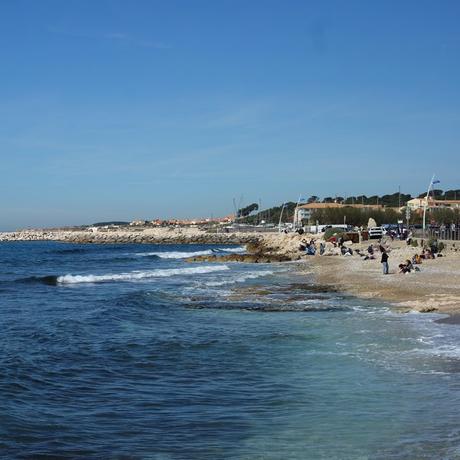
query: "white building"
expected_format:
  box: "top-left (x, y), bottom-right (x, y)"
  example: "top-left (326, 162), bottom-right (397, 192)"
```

top-left (406, 198), bottom-right (460, 211)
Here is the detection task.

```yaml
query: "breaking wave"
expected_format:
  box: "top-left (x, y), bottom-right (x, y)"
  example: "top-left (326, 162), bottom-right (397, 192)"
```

top-left (18, 266), bottom-right (230, 286)
top-left (136, 246), bottom-right (246, 259)
top-left (56, 265), bottom-right (230, 284)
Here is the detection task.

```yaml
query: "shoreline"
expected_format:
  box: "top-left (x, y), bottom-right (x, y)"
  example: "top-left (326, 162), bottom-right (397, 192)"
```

top-left (2, 227), bottom-right (460, 315)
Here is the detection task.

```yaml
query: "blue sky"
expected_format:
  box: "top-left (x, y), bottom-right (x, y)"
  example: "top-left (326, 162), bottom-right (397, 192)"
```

top-left (1, 0), bottom-right (459, 229)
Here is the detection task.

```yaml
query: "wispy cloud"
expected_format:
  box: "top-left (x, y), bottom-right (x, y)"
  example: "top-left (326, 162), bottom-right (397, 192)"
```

top-left (208, 102), bottom-right (274, 129)
top-left (48, 27), bottom-right (171, 49)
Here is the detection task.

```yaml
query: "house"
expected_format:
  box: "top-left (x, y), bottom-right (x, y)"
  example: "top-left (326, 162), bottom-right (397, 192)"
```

top-left (294, 202), bottom-right (384, 225)
top-left (406, 198), bottom-right (460, 212)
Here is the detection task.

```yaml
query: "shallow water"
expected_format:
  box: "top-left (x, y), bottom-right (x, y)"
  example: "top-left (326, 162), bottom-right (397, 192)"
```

top-left (1, 242), bottom-right (459, 459)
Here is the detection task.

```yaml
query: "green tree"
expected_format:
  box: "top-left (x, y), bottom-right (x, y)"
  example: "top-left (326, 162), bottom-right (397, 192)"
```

top-left (237, 203), bottom-right (259, 218)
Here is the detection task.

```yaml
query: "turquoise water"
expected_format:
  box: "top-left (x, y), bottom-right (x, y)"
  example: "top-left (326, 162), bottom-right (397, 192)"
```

top-left (1, 242), bottom-right (459, 459)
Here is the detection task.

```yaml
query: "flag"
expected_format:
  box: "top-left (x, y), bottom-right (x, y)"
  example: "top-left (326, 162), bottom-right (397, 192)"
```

top-left (433, 179), bottom-right (440, 184)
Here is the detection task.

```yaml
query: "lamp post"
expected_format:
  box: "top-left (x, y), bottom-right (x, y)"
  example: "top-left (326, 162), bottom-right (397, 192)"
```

top-left (422, 174), bottom-right (436, 237)
top-left (406, 206), bottom-right (411, 232)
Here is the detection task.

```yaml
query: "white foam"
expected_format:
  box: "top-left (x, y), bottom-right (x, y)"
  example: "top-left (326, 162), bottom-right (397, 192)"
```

top-left (57, 265), bottom-right (230, 284)
top-left (205, 270), bottom-right (274, 287)
top-left (216, 246), bottom-right (246, 253)
top-left (135, 246), bottom-right (246, 259)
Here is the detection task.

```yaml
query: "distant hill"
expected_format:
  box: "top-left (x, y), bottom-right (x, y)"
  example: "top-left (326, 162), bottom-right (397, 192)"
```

top-left (91, 221), bottom-right (130, 227)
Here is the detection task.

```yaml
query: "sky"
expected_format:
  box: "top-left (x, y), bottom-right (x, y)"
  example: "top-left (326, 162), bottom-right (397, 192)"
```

top-left (1, 0), bottom-right (460, 230)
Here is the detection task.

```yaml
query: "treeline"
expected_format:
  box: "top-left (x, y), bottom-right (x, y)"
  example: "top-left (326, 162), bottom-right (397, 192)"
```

top-left (240, 202), bottom-right (297, 225)
top-left (410, 208), bottom-right (460, 225)
top-left (309, 189), bottom-right (460, 207)
top-left (237, 189), bottom-right (460, 226)
top-left (299, 207), bottom-right (459, 227)
top-left (417, 189), bottom-right (460, 200)
top-left (310, 208), bottom-right (401, 227)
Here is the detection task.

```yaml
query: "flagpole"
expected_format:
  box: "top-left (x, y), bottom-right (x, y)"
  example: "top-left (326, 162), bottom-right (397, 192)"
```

top-left (422, 174), bottom-right (435, 236)
top-left (278, 202), bottom-right (286, 233)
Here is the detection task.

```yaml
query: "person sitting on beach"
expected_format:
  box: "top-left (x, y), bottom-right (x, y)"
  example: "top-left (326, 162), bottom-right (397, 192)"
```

top-left (299, 239), bottom-right (308, 252)
top-left (399, 263), bottom-right (409, 273)
top-left (398, 259), bottom-right (412, 273)
top-left (399, 259), bottom-right (418, 274)
top-left (412, 254), bottom-right (423, 265)
top-left (341, 245), bottom-right (352, 255)
top-left (306, 244), bottom-right (316, 255)
top-left (320, 242), bottom-right (326, 255)
top-left (422, 248), bottom-right (434, 260)
top-left (367, 245), bottom-right (374, 255)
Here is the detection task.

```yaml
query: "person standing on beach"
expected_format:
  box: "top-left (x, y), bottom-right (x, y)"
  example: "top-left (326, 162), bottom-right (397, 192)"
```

top-left (381, 250), bottom-right (389, 274)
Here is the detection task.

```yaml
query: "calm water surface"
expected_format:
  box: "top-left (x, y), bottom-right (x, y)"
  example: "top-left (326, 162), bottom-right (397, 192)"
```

top-left (1, 241), bottom-right (460, 459)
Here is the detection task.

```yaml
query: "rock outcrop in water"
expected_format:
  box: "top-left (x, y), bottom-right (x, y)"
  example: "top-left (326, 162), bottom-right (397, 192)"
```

top-left (185, 253), bottom-right (294, 264)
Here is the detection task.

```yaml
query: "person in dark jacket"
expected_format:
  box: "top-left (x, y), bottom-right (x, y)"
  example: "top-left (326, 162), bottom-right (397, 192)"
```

top-left (381, 251), bottom-right (389, 274)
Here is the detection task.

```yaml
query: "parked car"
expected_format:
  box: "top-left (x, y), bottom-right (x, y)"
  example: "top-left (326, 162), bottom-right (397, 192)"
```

top-left (368, 226), bottom-right (384, 239)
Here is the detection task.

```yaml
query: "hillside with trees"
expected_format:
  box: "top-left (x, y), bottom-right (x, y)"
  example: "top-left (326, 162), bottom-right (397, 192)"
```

top-left (238, 189), bottom-right (460, 226)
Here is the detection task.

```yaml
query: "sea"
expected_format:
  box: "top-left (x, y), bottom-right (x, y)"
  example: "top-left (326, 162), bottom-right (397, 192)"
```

top-left (1, 241), bottom-right (460, 459)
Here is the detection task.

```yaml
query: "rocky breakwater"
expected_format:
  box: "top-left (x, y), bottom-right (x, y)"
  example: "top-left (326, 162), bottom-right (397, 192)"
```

top-left (0, 228), bottom-right (264, 246)
top-left (0, 230), bottom-right (61, 242)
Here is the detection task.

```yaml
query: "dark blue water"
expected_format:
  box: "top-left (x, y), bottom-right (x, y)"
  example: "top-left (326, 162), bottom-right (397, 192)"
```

top-left (1, 242), bottom-right (460, 459)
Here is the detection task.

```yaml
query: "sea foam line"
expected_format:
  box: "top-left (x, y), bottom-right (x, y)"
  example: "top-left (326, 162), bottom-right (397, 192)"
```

top-left (57, 265), bottom-right (230, 284)
top-left (205, 270), bottom-right (274, 287)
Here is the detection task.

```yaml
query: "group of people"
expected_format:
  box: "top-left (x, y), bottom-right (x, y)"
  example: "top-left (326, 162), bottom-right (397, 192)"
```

top-left (397, 243), bottom-right (444, 274)
top-left (299, 237), bottom-right (355, 257)
top-left (298, 233), bottom-right (445, 276)
top-left (298, 238), bottom-right (326, 256)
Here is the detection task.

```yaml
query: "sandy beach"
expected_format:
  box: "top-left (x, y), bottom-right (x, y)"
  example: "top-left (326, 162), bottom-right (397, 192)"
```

top-left (308, 242), bottom-right (460, 314)
top-left (212, 232), bottom-right (460, 315)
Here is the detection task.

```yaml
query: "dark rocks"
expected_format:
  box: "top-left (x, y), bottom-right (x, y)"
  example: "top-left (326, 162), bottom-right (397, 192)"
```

top-left (185, 253), bottom-right (294, 263)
